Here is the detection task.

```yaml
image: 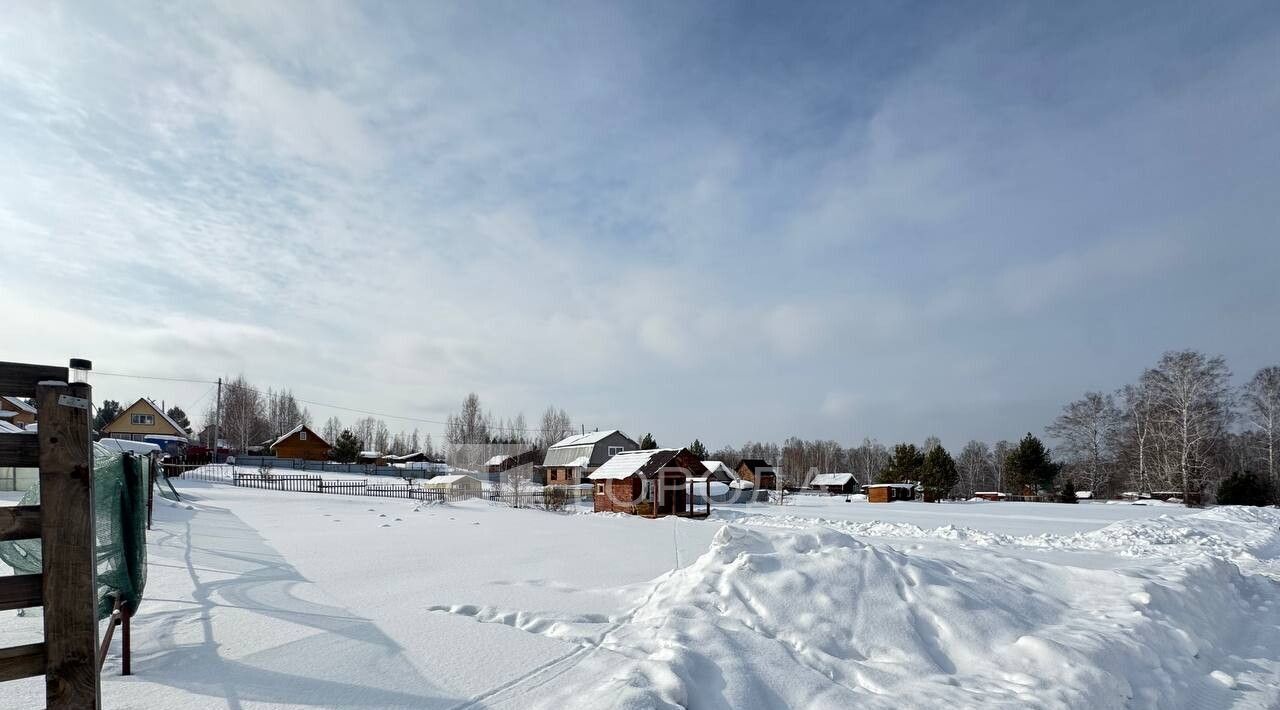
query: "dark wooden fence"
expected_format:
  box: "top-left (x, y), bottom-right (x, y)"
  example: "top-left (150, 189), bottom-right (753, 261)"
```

top-left (0, 359), bottom-right (101, 708)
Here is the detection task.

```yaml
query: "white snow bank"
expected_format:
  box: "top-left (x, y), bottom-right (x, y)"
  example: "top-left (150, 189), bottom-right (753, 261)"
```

top-left (512, 523), bottom-right (1280, 709)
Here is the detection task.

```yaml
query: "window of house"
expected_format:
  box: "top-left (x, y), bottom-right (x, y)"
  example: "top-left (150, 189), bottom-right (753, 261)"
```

top-left (131, 414), bottom-right (155, 426)
top-left (299, 431), bottom-right (307, 441)
top-left (607, 446), bottom-right (624, 457)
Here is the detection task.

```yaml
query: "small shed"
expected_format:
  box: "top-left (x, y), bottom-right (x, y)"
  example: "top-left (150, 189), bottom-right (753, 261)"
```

top-left (973, 491), bottom-right (1007, 502)
top-left (424, 474), bottom-right (484, 497)
top-left (357, 451), bottom-right (384, 466)
top-left (862, 483), bottom-right (917, 503)
top-left (270, 424), bottom-right (330, 461)
top-left (736, 459), bottom-right (777, 490)
top-left (587, 448), bottom-right (706, 517)
top-left (0, 396), bottom-right (36, 427)
top-left (810, 473), bottom-right (857, 495)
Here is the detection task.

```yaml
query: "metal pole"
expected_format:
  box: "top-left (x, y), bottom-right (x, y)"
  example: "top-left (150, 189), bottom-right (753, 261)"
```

top-left (211, 377), bottom-right (222, 464)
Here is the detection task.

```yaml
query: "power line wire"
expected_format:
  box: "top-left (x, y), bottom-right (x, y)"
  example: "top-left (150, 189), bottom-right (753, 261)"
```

top-left (92, 370), bottom-right (586, 435)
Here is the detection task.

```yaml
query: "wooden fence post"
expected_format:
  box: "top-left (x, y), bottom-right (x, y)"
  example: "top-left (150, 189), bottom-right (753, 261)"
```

top-left (37, 379), bottom-right (101, 709)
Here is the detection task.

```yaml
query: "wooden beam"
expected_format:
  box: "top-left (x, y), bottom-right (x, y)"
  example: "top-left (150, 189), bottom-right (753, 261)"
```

top-left (0, 573), bottom-right (43, 611)
top-left (38, 380), bottom-right (101, 709)
top-left (0, 431), bottom-right (40, 467)
top-left (0, 505), bottom-right (41, 541)
top-left (0, 361), bottom-right (68, 398)
top-left (0, 643), bottom-right (46, 682)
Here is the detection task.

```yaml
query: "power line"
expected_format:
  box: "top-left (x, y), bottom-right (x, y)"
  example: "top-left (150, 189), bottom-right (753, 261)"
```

top-left (91, 370), bottom-right (586, 435)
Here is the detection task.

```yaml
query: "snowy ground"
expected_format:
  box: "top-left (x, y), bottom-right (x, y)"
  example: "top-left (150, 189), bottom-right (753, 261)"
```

top-left (2, 472), bottom-right (1278, 709)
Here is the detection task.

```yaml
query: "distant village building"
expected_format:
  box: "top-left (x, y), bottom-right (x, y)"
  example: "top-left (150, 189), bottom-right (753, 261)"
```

top-left (357, 451), bottom-right (384, 466)
top-left (587, 448), bottom-right (708, 517)
top-left (0, 396), bottom-right (37, 427)
top-left (973, 491), bottom-right (1007, 502)
top-left (270, 424), bottom-right (330, 461)
top-left (540, 430), bottom-right (638, 486)
top-left (810, 473), bottom-right (857, 495)
top-left (485, 450), bottom-right (541, 475)
top-left (736, 459), bottom-right (777, 490)
top-left (862, 483), bottom-right (917, 503)
top-left (424, 474), bottom-right (484, 497)
top-left (99, 398), bottom-right (191, 455)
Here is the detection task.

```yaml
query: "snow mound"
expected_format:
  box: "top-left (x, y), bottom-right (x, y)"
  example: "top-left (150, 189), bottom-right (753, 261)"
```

top-left (508, 523), bottom-right (1280, 709)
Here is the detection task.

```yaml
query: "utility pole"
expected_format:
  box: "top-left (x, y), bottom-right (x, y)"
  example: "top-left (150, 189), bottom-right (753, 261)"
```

top-left (212, 377), bottom-right (222, 463)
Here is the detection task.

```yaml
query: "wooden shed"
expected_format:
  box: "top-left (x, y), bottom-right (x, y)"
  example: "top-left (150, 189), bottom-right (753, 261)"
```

top-left (810, 473), bottom-right (857, 495)
top-left (587, 448), bottom-right (708, 518)
top-left (0, 395), bottom-right (37, 427)
top-left (270, 424), bottom-right (330, 461)
top-left (973, 491), bottom-right (1007, 502)
top-left (736, 459), bottom-right (777, 490)
top-left (862, 483), bottom-right (917, 503)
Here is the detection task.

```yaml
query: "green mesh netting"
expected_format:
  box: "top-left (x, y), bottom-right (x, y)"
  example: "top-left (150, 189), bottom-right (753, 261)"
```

top-left (0, 444), bottom-right (150, 619)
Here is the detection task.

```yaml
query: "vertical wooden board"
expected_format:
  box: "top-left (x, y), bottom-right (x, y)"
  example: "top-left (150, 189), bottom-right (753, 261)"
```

top-left (37, 380), bottom-right (101, 709)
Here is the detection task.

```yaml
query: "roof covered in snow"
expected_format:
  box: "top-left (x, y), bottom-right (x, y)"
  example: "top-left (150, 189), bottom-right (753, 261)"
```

top-left (270, 423), bottom-right (325, 449)
top-left (425, 474), bottom-right (481, 486)
top-left (549, 429), bottom-right (625, 448)
top-left (864, 483), bottom-right (917, 490)
top-left (485, 454), bottom-right (513, 466)
top-left (1, 396), bottom-right (36, 414)
top-left (0, 410), bottom-right (16, 419)
top-left (0, 420), bottom-right (25, 433)
top-left (810, 473), bottom-right (855, 486)
top-left (701, 461), bottom-right (739, 480)
top-left (358, 451), bottom-right (382, 458)
top-left (587, 449), bottom-right (695, 481)
top-left (98, 438), bottom-right (162, 455)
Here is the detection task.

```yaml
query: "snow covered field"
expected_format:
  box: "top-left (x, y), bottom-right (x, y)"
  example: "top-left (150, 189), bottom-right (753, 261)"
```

top-left (2, 475), bottom-right (1278, 709)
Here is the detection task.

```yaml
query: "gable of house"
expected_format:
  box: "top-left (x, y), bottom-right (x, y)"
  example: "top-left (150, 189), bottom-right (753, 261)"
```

top-left (0, 396), bottom-right (37, 426)
top-left (543, 430), bottom-right (639, 468)
top-left (102, 398), bottom-right (189, 439)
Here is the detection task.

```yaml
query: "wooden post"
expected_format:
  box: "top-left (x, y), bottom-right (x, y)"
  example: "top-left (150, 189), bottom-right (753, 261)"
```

top-left (37, 379), bottom-right (101, 709)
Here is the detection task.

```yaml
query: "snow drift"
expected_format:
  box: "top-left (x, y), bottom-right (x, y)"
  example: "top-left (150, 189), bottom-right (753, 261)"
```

top-left (487, 510), bottom-right (1280, 709)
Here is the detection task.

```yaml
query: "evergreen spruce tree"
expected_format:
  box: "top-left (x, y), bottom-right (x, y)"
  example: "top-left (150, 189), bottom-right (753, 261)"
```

top-left (877, 443), bottom-right (924, 483)
top-left (94, 400), bottom-right (122, 432)
top-left (688, 439), bottom-right (708, 459)
top-left (1005, 433), bottom-right (1060, 495)
top-left (639, 433), bottom-right (659, 449)
top-left (333, 429), bottom-right (361, 463)
top-left (1060, 477), bottom-right (1079, 504)
top-left (920, 445), bottom-right (958, 502)
top-left (166, 405), bottom-right (192, 433)
top-left (1216, 471), bottom-right (1272, 506)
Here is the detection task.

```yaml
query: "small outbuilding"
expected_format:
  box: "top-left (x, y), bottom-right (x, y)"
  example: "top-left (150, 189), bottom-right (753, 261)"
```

top-left (0, 396), bottom-right (36, 427)
top-left (736, 459), bottom-right (777, 490)
top-left (357, 451), bottom-right (385, 466)
top-left (973, 491), bottom-right (1007, 502)
top-left (270, 424), bottom-right (330, 461)
top-left (588, 448), bottom-right (707, 518)
top-left (810, 473), bottom-right (857, 495)
top-left (862, 483), bottom-right (917, 503)
top-left (424, 474), bottom-right (484, 497)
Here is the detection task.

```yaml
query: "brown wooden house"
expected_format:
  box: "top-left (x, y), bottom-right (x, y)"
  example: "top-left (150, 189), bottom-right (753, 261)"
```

top-left (810, 473), bottom-right (857, 495)
top-left (587, 448), bottom-right (709, 518)
top-left (862, 483), bottom-right (917, 503)
top-left (0, 396), bottom-right (36, 427)
top-left (736, 459), bottom-right (777, 490)
top-left (270, 424), bottom-right (330, 461)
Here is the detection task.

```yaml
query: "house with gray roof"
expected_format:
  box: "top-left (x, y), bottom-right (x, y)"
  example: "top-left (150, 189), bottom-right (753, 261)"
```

top-left (540, 429), bottom-right (638, 486)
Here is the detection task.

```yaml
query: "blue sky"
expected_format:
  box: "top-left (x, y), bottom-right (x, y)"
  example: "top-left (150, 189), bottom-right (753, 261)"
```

top-left (2, 1), bottom-right (1278, 449)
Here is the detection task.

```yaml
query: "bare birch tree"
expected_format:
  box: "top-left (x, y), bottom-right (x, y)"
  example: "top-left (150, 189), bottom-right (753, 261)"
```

top-left (1046, 392), bottom-right (1121, 495)
top-left (1242, 366), bottom-right (1280, 491)
top-left (1143, 351), bottom-right (1232, 498)
top-left (956, 440), bottom-right (994, 497)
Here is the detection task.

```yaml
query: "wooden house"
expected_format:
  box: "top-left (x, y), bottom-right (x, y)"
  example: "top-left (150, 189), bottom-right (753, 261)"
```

top-left (0, 396), bottom-right (36, 427)
top-left (99, 398), bottom-right (191, 455)
top-left (270, 424), bottom-right (330, 461)
top-left (862, 483), bottom-right (917, 503)
top-left (424, 474), bottom-right (484, 497)
top-left (587, 448), bottom-right (708, 518)
top-left (357, 451), bottom-right (385, 466)
top-left (485, 449), bottom-right (541, 475)
top-left (540, 430), bottom-right (638, 486)
top-left (810, 473), bottom-right (857, 495)
top-left (736, 459), bottom-right (777, 490)
top-left (973, 491), bottom-right (1007, 502)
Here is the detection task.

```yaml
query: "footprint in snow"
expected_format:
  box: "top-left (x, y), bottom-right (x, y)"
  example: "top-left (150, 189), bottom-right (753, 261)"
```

top-left (472, 522), bottom-right (479, 526)
top-left (379, 513), bottom-right (387, 517)
top-left (380, 523), bottom-right (391, 528)
top-left (394, 517), bottom-right (403, 521)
